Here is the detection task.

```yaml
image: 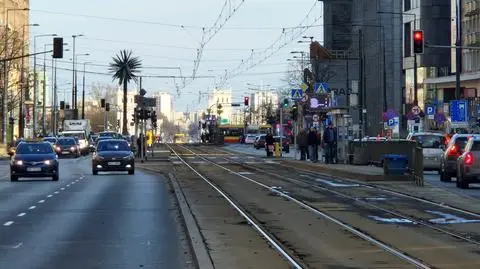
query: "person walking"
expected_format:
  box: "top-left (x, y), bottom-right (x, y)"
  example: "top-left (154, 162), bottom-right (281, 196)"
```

top-left (322, 122), bottom-right (337, 164)
top-left (307, 127), bottom-right (319, 162)
top-left (265, 130), bottom-right (275, 157)
top-left (297, 129), bottom-right (308, 160)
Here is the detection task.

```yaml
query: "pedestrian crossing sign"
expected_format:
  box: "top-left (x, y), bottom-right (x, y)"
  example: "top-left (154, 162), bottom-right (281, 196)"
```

top-left (314, 82), bottom-right (328, 93)
top-left (290, 89), bottom-right (303, 100)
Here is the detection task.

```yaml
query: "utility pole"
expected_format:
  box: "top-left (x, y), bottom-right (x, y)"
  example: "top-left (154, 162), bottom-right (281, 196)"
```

top-left (53, 58), bottom-right (58, 135)
top-left (42, 45), bottom-right (47, 134)
top-left (455, 0), bottom-right (462, 99)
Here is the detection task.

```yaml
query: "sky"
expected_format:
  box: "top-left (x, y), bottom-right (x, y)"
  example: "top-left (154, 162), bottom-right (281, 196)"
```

top-left (29, 0), bottom-right (323, 112)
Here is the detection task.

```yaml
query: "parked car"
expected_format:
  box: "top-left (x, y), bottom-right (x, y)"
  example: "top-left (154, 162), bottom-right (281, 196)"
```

top-left (440, 134), bottom-right (477, 182)
top-left (406, 132), bottom-right (445, 172)
top-left (244, 134), bottom-right (258, 144)
top-left (253, 135), bottom-right (266, 149)
top-left (456, 136), bottom-right (480, 189)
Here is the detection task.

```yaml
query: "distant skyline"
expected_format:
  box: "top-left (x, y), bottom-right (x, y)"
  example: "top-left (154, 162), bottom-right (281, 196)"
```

top-left (29, 0), bottom-right (323, 112)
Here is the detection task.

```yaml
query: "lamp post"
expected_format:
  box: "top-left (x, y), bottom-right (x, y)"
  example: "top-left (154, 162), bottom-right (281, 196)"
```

top-left (81, 61), bottom-right (92, 119)
top-left (71, 34), bottom-right (84, 117)
top-left (3, 8), bottom-right (29, 143)
top-left (18, 23), bottom-right (39, 138)
top-left (32, 33), bottom-right (56, 137)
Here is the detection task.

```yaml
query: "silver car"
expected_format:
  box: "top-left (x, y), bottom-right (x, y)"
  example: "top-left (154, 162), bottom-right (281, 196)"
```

top-left (456, 137), bottom-right (480, 189)
top-left (407, 132), bottom-right (445, 172)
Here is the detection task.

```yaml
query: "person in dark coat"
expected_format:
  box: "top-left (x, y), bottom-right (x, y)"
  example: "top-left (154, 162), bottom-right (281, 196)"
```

top-left (265, 130), bottom-right (275, 157)
top-left (322, 122), bottom-right (337, 164)
top-left (307, 127), bottom-right (319, 162)
top-left (297, 129), bottom-right (308, 160)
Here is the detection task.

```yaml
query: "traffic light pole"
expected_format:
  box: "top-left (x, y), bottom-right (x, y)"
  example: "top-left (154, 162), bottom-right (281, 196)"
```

top-left (279, 106), bottom-right (283, 157)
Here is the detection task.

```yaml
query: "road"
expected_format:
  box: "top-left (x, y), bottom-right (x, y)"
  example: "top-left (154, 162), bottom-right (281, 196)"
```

top-left (0, 157), bottom-right (191, 269)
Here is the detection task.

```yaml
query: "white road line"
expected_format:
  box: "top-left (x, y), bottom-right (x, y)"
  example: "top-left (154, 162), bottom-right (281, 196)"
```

top-left (28, 206), bottom-right (36, 210)
top-left (54, 191), bottom-right (59, 194)
top-left (17, 213), bottom-right (26, 217)
top-left (3, 221), bottom-right (14, 226)
top-left (47, 195), bottom-right (53, 198)
top-left (12, 242), bottom-right (23, 249)
top-left (38, 200), bottom-right (45, 204)
top-left (60, 188), bottom-right (65, 190)
top-left (71, 181), bottom-right (76, 184)
top-left (66, 184), bottom-right (70, 187)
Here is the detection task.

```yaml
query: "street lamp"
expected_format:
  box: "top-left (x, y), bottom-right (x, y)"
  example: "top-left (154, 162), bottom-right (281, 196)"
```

top-left (18, 23), bottom-right (39, 138)
top-left (3, 8), bottom-right (29, 143)
top-left (81, 61), bottom-right (92, 119)
top-left (71, 34), bottom-right (84, 115)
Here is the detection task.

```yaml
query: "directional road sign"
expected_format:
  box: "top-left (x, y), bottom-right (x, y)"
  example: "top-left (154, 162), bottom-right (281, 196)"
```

top-left (290, 89), bottom-right (303, 100)
top-left (426, 104), bottom-right (435, 119)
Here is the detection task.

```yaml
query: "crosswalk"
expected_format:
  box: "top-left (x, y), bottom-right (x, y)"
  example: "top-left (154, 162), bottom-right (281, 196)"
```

top-left (169, 155), bottom-right (280, 165)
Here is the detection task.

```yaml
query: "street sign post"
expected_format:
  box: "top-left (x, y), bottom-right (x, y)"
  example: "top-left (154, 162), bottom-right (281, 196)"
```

top-left (426, 104), bottom-right (435, 119)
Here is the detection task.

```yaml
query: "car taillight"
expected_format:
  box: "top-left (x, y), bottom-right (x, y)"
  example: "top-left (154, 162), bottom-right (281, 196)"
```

top-left (448, 145), bottom-right (458, 156)
top-left (465, 152), bottom-right (474, 165)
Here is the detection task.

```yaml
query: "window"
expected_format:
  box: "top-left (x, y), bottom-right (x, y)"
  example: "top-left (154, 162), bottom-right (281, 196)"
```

top-left (404, 0), bottom-right (411, 11)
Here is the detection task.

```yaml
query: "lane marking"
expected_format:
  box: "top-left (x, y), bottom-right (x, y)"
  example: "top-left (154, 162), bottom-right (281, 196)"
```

top-left (3, 221), bottom-right (14, 226)
top-left (17, 213), bottom-right (26, 217)
top-left (61, 188), bottom-right (65, 190)
top-left (12, 242), bottom-right (22, 249)
top-left (54, 191), bottom-right (59, 194)
top-left (237, 171), bottom-right (253, 175)
top-left (28, 206), bottom-right (36, 210)
top-left (66, 184), bottom-right (71, 187)
top-left (47, 195), bottom-right (53, 198)
top-left (71, 181), bottom-right (76, 184)
top-left (38, 200), bottom-right (45, 204)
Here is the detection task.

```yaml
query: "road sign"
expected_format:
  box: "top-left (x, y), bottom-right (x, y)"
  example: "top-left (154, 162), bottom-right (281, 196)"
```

top-left (290, 89), bottom-right (303, 100)
top-left (314, 82), bottom-right (328, 93)
top-left (387, 117), bottom-right (399, 127)
top-left (450, 100), bottom-right (468, 122)
top-left (411, 106), bottom-right (421, 116)
top-left (426, 104), bottom-right (435, 119)
top-left (312, 114), bottom-right (320, 122)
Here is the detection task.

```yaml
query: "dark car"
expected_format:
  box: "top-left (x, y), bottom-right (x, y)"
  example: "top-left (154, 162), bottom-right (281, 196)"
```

top-left (43, 137), bottom-right (57, 145)
top-left (92, 139), bottom-right (135, 175)
top-left (55, 137), bottom-right (81, 158)
top-left (95, 136), bottom-right (113, 146)
top-left (10, 141), bottom-right (59, 182)
top-left (98, 131), bottom-right (120, 139)
top-left (254, 135), bottom-right (266, 149)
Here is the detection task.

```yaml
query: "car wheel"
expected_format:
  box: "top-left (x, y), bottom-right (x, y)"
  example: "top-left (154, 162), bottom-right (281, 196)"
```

top-left (128, 169), bottom-right (135, 175)
top-left (10, 174), bottom-right (18, 182)
top-left (92, 169), bottom-right (98, 175)
top-left (52, 174), bottom-right (59, 181)
top-left (440, 171), bottom-right (451, 182)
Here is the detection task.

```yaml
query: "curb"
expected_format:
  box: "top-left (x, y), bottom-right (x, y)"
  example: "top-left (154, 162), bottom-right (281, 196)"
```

top-left (139, 166), bottom-right (214, 269)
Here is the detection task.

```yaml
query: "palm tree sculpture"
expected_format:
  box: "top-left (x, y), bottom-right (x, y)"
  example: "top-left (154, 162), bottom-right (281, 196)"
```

top-left (109, 50), bottom-right (142, 135)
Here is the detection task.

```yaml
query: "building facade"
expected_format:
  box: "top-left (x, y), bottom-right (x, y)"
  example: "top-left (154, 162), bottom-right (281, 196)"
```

top-left (114, 89), bottom-right (137, 135)
top-left (207, 88), bottom-right (232, 124)
top-left (152, 91), bottom-right (173, 122)
top-left (250, 90), bottom-right (278, 125)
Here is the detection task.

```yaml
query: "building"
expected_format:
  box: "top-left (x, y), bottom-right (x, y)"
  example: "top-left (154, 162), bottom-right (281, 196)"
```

top-left (1, 0), bottom-right (30, 139)
top-left (152, 91), bottom-right (173, 122)
top-left (207, 88), bottom-right (232, 124)
top-left (250, 90), bottom-right (278, 125)
top-left (113, 88), bottom-right (137, 135)
top-left (323, 0), bottom-right (353, 50)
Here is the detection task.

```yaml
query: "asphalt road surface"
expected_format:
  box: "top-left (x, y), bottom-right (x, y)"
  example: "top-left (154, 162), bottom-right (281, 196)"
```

top-left (0, 157), bottom-right (190, 269)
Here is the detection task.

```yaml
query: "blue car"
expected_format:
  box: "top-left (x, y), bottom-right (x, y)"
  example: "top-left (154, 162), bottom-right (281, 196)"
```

top-left (10, 141), bottom-right (59, 182)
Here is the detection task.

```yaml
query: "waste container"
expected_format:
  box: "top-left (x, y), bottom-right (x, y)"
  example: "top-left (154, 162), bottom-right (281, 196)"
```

top-left (382, 154), bottom-right (408, 175)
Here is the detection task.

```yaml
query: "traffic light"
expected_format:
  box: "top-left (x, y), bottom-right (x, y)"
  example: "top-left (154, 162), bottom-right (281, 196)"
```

top-left (105, 103), bottom-right (110, 112)
top-left (65, 104), bottom-right (70, 110)
top-left (244, 96), bottom-right (249, 106)
top-left (413, 30), bottom-right (424, 54)
top-left (60, 101), bottom-right (65, 110)
top-left (283, 98), bottom-right (289, 108)
top-left (53, 37), bottom-right (63, 59)
top-left (101, 99), bottom-right (105, 108)
top-left (131, 113), bottom-right (136, 124)
top-left (291, 103), bottom-right (298, 120)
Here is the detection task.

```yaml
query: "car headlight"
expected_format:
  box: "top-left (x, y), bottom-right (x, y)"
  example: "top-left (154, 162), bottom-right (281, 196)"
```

top-left (14, 160), bottom-right (23, 166)
top-left (44, 160), bottom-right (52, 165)
top-left (70, 146), bottom-right (76, 151)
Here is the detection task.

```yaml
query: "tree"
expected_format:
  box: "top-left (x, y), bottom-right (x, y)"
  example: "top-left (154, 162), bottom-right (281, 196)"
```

top-left (109, 50), bottom-right (142, 135)
top-left (84, 83), bottom-right (118, 132)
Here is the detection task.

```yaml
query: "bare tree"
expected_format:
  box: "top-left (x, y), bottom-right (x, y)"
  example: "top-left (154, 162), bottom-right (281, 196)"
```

top-left (84, 83), bottom-right (118, 132)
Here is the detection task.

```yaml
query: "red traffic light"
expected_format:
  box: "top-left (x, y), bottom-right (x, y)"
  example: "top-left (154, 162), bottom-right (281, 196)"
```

top-left (413, 31), bottom-right (423, 41)
top-left (244, 96), bottom-right (249, 106)
top-left (413, 30), bottom-right (424, 54)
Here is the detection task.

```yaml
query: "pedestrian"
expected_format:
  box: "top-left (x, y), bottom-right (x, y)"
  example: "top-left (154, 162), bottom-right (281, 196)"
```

top-left (297, 129), bottom-right (308, 160)
top-left (322, 122), bottom-right (337, 164)
top-left (265, 130), bottom-right (275, 157)
top-left (137, 133), bottom-right (143, 158)
top-left (307, 127), bottom-right (319, 162)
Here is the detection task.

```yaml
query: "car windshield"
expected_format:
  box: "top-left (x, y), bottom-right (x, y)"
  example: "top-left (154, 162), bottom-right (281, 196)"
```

top-left (43, 138), bottom-right (56, 143)
top-left (99, 132), bottom-right (117, 138)
top-left (63, 132), bottom-right (86, 140)
top-left (411, 135), bottom-right (444, 149)
top-left (16, 143), bottom-right (53, 154)
top-left (97, 141), bottom-right (130, 152)
top-left (455, 137), bottom-right (469, 150)
top-left (57, 139), bottom-right (76, 145)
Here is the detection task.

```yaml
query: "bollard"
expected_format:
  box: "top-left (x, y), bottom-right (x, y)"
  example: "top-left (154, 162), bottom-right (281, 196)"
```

top-left (274, 142), bottom-right (281, 157)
